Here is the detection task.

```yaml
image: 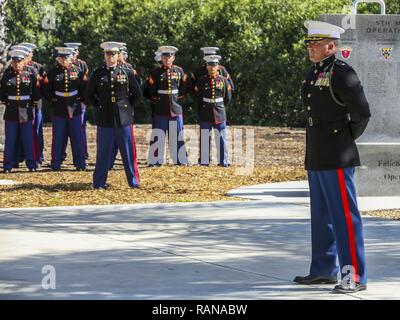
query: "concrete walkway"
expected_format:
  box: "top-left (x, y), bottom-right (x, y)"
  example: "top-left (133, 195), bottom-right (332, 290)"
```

top-left (0, 181), bottom-right (399, 299)
top-left (228, 180), bottom-right (400, 211)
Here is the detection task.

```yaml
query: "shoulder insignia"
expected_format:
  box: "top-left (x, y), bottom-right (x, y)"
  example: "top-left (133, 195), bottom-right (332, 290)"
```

top-left (333, 59), bottom-right (353, 70)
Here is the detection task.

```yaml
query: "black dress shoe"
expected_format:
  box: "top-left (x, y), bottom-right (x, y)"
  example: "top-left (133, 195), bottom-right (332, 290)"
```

top-left (293, 275), bottom-right (338, 285)
top-left (331, 282), bottom-right (367, 294)
top-left (93, 186), bottom-right (107, 190)
top-left (218, 164), bottom-right (230, 167)
top-left (148, 163), bottom-right (163, 167)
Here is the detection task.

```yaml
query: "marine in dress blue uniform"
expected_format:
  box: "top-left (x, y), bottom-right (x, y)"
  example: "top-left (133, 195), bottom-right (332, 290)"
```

top-left (293, 21), bottom-right (371, 294)
top-left (194, 55), bottom-right (232, 166)
top-left (0, 49), bottom-right (41, 172)
top-left (143, 51), bottom-right (162, 130)
top-left (191, 47), bottom-right (234, 94)
top-left (24, 43), bottom-right (46, 164)
top-left (109, 44), bottom-right (143, 170)
top-left (146, 46), bottom-right (189, 166)
top-left (42, 47), bottom-right (87, 171)
top-left (7, 45), bottom-right (32, 167)
top-left (8, 44), bottom-right (41, 167)
top-left (64, 42), bottom-right (90, 161)
top-left (86, 42), bottom-right (143, 189)
top-left (15, 43), bottom-right (46, 165)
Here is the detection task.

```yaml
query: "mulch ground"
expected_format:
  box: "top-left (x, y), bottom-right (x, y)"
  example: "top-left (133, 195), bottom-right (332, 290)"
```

top-left (0, 124), bottom-right (398, 220)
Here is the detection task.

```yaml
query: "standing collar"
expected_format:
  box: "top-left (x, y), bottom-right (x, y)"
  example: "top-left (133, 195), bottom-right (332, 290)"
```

top-left (314, 54), bottom-right (336, 70)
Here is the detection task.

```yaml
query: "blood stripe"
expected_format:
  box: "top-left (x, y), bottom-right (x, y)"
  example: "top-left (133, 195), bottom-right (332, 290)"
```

top-left (337, 168), bottom-right (359, 282)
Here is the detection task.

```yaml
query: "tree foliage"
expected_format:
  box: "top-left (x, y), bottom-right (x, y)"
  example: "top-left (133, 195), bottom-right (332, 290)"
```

top-left (4, 0), bottom-right (400, 126)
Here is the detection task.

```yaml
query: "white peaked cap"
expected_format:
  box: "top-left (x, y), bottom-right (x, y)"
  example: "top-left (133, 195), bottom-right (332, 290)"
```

top-left (304, 21), bottom-right (345, 41)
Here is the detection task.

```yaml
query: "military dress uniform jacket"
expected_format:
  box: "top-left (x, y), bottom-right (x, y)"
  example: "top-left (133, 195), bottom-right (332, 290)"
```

top-left (0, 67), bottom-right (40, 122)
top-left (26, 62), bottom-right (46, 102)
top-left (301, 54), bottom-right (371, 171)
top-left (119, 62), bottom-right (142, 87)
top-left (120, 61), bottom-right (133, 71)
top-left (27, 61), bottom-right (46, 78)
top-left (74, 59), bottom-right (89, 83)
top-left (192, 64), bottom-right (234, 92)
top-left (85, 64), bottom-right (143, 127)
top-left (195, 74), bottom-right (232, 124)
top-left (146, 64), bottom-right (188, 117)
top-left (42, 63), bottom-right (85, 118)
top-left (73, 59), bottom-right (88, 75)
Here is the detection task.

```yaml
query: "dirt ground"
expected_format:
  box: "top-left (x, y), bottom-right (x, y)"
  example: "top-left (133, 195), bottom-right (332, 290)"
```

top-left (0, 124), bottom-right (398, 220)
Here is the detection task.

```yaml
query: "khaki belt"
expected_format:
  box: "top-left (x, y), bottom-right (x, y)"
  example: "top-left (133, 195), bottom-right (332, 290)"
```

top-left (203, 97), bottom-right (223, 103)
top-left (158, 89), bottom-right (178, 94)
top-left (55, 90), bottom-right (78, 97)
top-left (8, 95), bottom-right (30, 101)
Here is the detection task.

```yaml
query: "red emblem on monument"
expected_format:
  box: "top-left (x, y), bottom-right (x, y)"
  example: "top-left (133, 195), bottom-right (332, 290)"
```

top-left (340, 48), bottom-right (352, 60)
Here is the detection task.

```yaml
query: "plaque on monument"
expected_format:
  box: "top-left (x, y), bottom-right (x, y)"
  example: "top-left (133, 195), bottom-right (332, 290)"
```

top-left (321, 0), bottom-right (400, 196)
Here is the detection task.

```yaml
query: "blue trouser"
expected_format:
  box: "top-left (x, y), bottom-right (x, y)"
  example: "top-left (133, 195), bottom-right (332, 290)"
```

top-left (3, 120), bottom-right (37, 170)
top-left (93, 125), bottom-right (140, 188)
top-left (13, 131), bottom-right (25, 167)
top-left (82, 108), bottom-right (88, 159)
top-left (61, 107), bottom-right (88, 162)
top-left (199, 121), bottom-right (229, 166)
top-left (148, 115), bottom-right (188, 165)
top-left (33, 106), bottom-right (44, 163)
top-left (51, 115), bottom-right (86, 170)
top-left (308, 168), bottom-right (367, 284)
top-left (108, 139), bottom-right (119, 170)
top-left (61, 131), bottom-right (68, 162)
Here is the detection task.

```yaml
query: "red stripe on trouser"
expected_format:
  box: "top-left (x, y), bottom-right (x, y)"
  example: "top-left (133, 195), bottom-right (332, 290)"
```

top-left (130, 125), bottom-right (140, 184)
top-left (337, 168), bottom-right (359, 283)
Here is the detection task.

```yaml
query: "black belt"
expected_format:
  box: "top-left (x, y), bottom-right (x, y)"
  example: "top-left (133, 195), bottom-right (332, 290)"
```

top-left (110, 96), bottom-right (129, 103)
top-left (308, 114), bottom-right (351, 127)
